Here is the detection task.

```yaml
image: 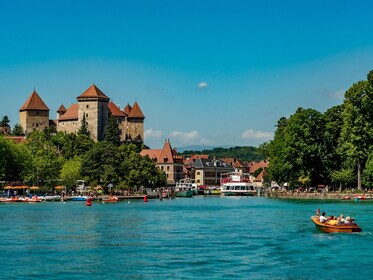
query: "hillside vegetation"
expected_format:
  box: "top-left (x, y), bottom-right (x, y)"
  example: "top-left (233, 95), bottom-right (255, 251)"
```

top-left (179, 146), bottom-right (264, 162)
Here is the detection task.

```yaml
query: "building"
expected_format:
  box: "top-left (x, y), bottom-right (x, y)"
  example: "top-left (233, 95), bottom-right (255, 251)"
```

top-left (192, 158), bottom-right (234, 186)
top-left (248, 160), bottom-right (269, 186)
top-left (220, 157), bottom-right (249, 175)
top-left (140, 139), bottom-right (184, 186)
top-left (19, 90), bottom-right (50, 135)
top-left (20, 85), bottom-right (145, 143)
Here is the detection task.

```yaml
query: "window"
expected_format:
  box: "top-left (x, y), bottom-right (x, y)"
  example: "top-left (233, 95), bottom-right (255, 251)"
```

top-left (197, 171), bottom-right (200, 175)
top-left (36, 111), bottom-right (39, 115)
top-left (86, 105), bottom-right (89, 108)
top-left (167, 166), bottom-right (170, 171)
top-left (86, 113), bottom-right (88, 117)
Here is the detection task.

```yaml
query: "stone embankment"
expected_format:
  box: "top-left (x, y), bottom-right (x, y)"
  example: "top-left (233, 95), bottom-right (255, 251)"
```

top-left (265, 191), bottom-right (364, 200)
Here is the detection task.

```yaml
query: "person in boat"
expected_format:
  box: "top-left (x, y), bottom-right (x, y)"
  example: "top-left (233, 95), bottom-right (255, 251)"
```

top-left (327, 216), bottom-right (338, 225)
top-left (319, 212), bottom-right (328, 223)
top-left (344, 216), bottom-right (353, 225)
top-left (337, 214), bottom-right (345, 225)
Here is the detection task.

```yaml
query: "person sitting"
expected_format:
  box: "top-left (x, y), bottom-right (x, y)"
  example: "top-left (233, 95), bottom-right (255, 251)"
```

top-left (319, 212), bottom-right (328, 223)
top-left (337, 214), bottom-right (345, 225)
top-left (327, 216), bottom-right (338, 225)
top-left (344, 216), bottom-right (352, 225)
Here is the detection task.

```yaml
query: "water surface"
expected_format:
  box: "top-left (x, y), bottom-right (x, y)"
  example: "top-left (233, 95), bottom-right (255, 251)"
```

top-left (0, 197), bottom-right (371, 279)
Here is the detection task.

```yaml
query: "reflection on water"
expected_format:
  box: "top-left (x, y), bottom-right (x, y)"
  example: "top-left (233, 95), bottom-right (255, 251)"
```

top-left (0, 197), bottom-right (372, 279)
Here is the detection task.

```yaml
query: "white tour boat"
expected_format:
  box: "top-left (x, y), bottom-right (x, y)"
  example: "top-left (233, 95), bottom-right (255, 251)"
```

top-left (220, 172), bottom-right (256, 196)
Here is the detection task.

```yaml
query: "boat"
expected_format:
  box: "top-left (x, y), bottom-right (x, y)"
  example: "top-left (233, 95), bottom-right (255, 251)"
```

top-left (69, 196), bottom-right (87, 201)
top-left (175, 178), bottom-right (197, 196)
top-left (204, 186), bottom-right (221, 195)
top-left (175, 179), bottom-right (194, 197)
top-left (19, 196), bottom-right (42, 203)
top-left (102, 196), bottom-right (119, 203)
top-left (220, 172), bottom-right (256, 196)
top-left (311, 216), bottom-right (362, 233)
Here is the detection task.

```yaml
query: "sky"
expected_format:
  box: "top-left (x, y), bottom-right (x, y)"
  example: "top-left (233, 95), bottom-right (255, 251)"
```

top-left (1, 0), bottom-right (373, 149)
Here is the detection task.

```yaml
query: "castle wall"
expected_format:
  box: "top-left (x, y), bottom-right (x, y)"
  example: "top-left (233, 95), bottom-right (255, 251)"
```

top-left (57, 120), bottom-right (79, 134)
top-left (78, 99), bottom-right (109, 141)
top-left (20, 110), bottom-right (49, 135)
top-left (127, 118), bottom-right (144, 140)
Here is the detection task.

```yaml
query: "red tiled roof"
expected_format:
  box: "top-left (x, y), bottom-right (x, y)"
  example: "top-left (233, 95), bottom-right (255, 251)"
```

top-left (249, 160), bottom-right (268, 174)
top-left (220, 158), bottom-right (247, 168)
top-left (140, 149), bottom-right (162, 161)
top-left (128, 102), bottom-right (145, 119)
top-left (5, 136), bottom-right (26, 144)
top-left (77, 84), bottom-right (109, 100)
top-left (123, 104), bottom-right (132, 116)
top-left (58, 104), bottom-right (78, 121)
top-left (20, 90), bottom-right (49, 111)
top-left (108, 102), bottom-right (126, 117)
top-left (57, 104), bottom-right (67, 113)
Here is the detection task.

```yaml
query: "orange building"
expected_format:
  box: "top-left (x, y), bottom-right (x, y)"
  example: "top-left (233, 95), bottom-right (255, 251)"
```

top-left (140, 139), bottom-right (184, 186)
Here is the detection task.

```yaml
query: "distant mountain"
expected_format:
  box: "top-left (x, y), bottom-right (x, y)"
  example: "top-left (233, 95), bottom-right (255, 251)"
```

top-left (175, 145), bottom-right (233, 153)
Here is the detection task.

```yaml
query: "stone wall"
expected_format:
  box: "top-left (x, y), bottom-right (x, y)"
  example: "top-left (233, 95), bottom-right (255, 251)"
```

top-left (20, 110), bottom-right (49, 134)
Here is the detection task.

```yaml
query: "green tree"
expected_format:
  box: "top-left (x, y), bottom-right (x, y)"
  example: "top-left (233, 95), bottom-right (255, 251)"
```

top-left (331, 168), bottom-right (355, 192)
top-left (267, 108), bottom-right (327, 187)
top-left (104, 112), bottom-right (121, 146)
top-left (60, 156), bottom-right (82, 189)
top-left (339, 71), bottom-right (373, 191)
top-left (12, 124), bottom-right (25, 136)
top-left (78, 114), bottom-right (90, 136)
top-left (0, 115), bottom-right (10, 127)
top-left (362, 151), bottom-right (373, 188)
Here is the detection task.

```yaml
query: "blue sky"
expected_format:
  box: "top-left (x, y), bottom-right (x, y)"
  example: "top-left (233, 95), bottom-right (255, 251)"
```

top-left (1, 0), bottom-right (373, 149)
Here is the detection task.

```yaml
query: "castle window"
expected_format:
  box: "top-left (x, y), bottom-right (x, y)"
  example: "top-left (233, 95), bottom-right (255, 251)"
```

top-left (86, 105), bottom-right (89, 108)
top-left (32, 123), bottom-right (34, 127)
top-left (36, 111), bottom-right (39, 115)
top-left (86, 114), bottom-right (88, 117)
top-left (36, 124), bottom-right (39, 127)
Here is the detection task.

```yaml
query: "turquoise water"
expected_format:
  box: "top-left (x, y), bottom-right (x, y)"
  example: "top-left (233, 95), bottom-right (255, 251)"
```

top-left (0, 197), bottom-right (372, 279)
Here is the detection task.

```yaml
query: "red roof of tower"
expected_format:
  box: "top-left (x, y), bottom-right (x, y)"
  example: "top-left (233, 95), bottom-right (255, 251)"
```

top-left (123, 104), bottom-right (132, 116)
top-left (57, 104), bottom-right (67, 113)
top-left (77, 84), bottom-right (109, 100)
top-left (58, 104), bottom-right (78, 121)
top-left (128, 102), bottom-right (145, 119)
top-left (108, 102), bottom-right (126, 117)
top-left (20, 90), bottom-right (49, 111)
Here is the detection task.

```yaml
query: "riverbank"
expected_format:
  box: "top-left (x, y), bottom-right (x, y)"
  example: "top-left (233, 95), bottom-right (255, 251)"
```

top-left (265, 190), bottom-right (372, 200)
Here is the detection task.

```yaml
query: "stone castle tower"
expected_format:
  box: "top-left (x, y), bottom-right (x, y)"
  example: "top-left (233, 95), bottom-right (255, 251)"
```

top-left (76, 85), bottom-right (110, 141)
top-left (19, 90), bottom-right (50, 135)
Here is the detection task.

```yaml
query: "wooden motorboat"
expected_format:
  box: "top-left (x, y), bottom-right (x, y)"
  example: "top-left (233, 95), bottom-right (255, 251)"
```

top-left (311, 216), bottom-right (362, 233)
top-left (102, 196), bottom-right (119, 203)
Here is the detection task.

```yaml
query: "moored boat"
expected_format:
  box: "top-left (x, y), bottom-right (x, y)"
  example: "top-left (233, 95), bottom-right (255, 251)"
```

top-left (102, 196), bottom-right (119, 203)
top-left (175, 179), bottom-right (194, 197)
top-left (311, 215), bottom-right (362, 233)
top-left (220, 172), bottom-right (256, 196)
top-left (69, 196), bottom-right (87, 201)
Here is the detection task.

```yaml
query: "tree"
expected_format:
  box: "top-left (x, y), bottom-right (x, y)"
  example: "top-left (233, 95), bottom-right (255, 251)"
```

top-left (60, 156), bottom-right (82, 189)
top-left (0, 115), bottom-right (10, 127)
top-left (267, 108), bottom-right (327, 187)
top-left (331, 168), bottom-right (355, 192)
top-left (104, 112), bottom-right (121, 146)
top-left (362, 151), bottom-right (373, 188)
top-left (78, 114), bottom-right (90, 136)
top-left (339, 71), bottom-right (373, 191)
top-left (12, 124), bottom-right (25, 136)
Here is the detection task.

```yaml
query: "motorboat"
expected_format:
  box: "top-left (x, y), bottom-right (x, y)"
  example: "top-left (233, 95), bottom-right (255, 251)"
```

top-left (220, 172), bottom-right (256, 196)
top-left (311, 216), bottom-right (362, 233)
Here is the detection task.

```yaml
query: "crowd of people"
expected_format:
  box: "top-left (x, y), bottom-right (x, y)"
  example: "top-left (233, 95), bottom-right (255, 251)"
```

top-left (317, 209), bottom-right (356, 225)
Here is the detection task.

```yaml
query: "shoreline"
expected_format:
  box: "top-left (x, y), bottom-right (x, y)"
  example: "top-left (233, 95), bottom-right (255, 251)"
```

top-left (265, 191), bottom-right (372, 200)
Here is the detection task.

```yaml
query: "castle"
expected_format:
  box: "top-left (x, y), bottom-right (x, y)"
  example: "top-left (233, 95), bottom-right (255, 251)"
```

top-left (19, 84), bottom-right (145, 143)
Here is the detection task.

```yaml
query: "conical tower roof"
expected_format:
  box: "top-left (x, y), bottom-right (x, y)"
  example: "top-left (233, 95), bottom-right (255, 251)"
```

top-left (128, 101), bottom-right (145, 119)
top-left (123, 103), bottom-right (132, 116)
top-left (57, 104), bottom-right (67, 113)
top-left (20, 90), bottom-right (49, 111)
top-left (77, 84), bottom-right (109, 100)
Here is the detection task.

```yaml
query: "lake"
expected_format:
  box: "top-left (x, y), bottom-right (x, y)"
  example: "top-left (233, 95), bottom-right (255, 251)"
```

top-left (0, 196), bottom-right (372, 279)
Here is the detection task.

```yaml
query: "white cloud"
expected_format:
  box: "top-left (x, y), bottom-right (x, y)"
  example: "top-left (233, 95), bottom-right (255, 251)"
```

top-left (197, 82), bottom-right (208, 89)
top-left (170, 130), bottom-right (199, 140)
top-left (241, 129), bottom-right (274, 140)
top-left (144, 129), bottom-right (162, 138)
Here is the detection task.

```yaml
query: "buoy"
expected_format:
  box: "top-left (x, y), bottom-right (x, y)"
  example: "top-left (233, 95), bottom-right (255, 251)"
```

top-left (144, 195), bottom-right (148, 202)
top-left (86, 198), bottom-right (92, 207)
